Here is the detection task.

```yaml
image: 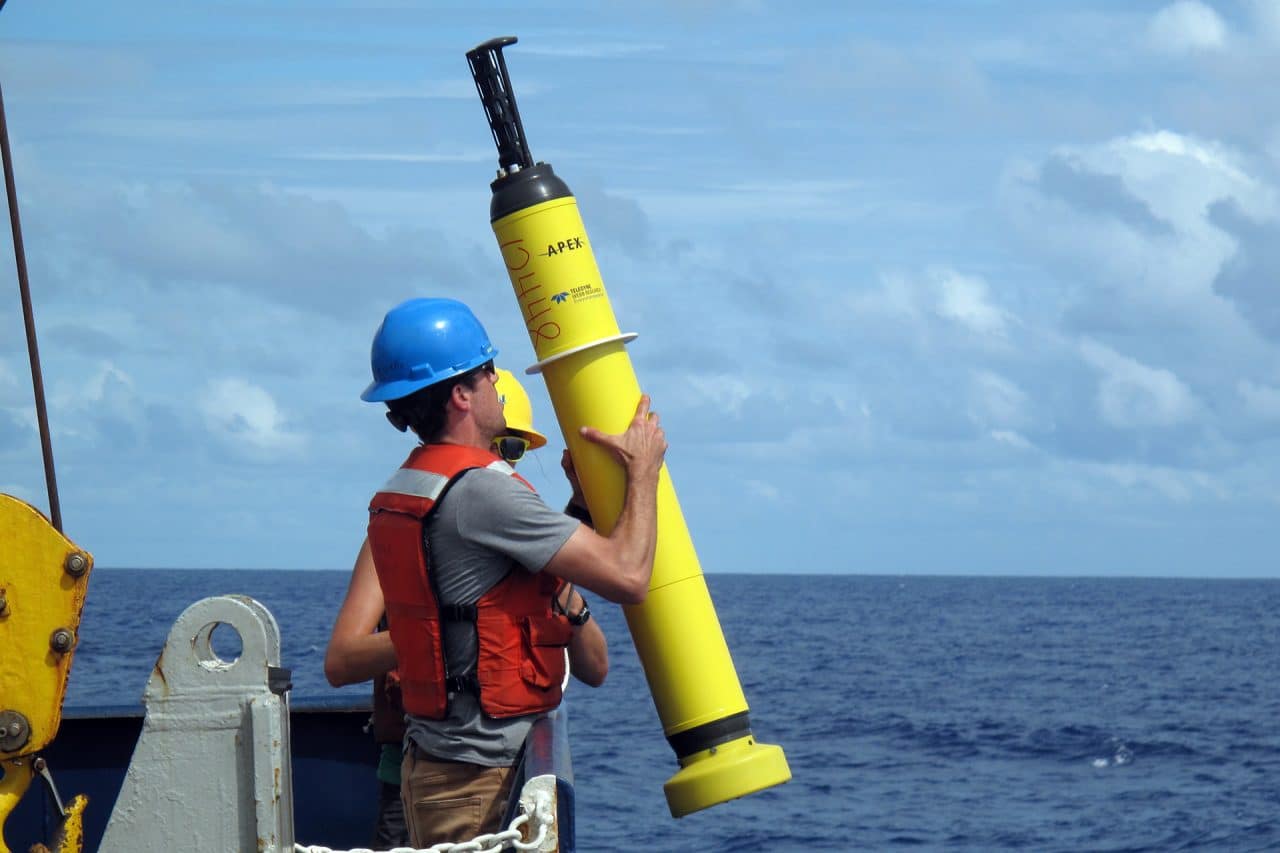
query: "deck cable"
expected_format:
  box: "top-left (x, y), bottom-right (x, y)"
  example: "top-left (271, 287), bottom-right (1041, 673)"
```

top-left (1, 80), bottom-right (62, 531)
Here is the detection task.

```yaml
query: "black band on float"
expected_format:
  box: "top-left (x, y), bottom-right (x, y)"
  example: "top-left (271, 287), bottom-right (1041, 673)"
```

top-left (665, 711), bottom-right (753, 759)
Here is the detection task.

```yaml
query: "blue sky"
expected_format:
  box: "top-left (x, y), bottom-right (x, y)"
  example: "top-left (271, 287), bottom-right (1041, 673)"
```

top-left (1, 1), bottom-right (1277, 576)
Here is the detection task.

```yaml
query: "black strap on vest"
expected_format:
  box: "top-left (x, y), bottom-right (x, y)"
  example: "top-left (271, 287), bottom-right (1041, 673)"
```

top-left (424, 470), bottom-right (468, 698)
top-left (445, 674), bottom-right (481, 695)
top-left (439, 603), bottom-right (478, 622)
top-left (427, 468), bottom-right (492, 703)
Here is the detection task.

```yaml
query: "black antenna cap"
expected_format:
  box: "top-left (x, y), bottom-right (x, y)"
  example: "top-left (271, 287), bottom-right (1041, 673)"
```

top-left (466, 37), bottom-right (535, 172)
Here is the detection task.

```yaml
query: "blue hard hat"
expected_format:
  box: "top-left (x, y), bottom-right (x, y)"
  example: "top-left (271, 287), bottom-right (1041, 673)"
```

top-left (361, 298), bottom-right (499, 402)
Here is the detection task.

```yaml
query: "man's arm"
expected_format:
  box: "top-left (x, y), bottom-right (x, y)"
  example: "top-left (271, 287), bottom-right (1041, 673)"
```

top-left (543, 395), bottom-right (667, 606)
top-left (323, 537), bottom-right (398, 687)
top-left (557, 584), bottom-right (608, 686)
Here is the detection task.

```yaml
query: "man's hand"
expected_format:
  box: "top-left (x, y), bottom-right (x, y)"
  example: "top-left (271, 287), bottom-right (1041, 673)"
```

top-left (545, 395), bottom-right (668, 605)
top-left (561, 448), bottom-right (586, 506)
top-left (579, 394), bottom-right (667, 482)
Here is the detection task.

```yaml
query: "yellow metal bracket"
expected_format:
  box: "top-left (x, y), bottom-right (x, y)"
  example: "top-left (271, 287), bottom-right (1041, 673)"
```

top-left (26, 794), bottom-right (87, 853)
top-left (0, 494), bottom-right (93, 853)
top-left (0, 760), bottom-right (34, 853)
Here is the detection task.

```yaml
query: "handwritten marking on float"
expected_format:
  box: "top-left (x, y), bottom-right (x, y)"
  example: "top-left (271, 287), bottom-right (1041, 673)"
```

top-left (501, 237), bottom-right (562, 343)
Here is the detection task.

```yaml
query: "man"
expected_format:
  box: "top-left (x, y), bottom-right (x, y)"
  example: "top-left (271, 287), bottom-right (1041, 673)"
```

top-left (323, 368), bottom-right (603, 848)
top-left (357, 297), bottom-right (666, 846)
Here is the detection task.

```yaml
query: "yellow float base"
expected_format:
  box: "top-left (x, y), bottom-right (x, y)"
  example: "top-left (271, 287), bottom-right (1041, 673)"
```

top-left (663, 735), bottom-right (791, 818)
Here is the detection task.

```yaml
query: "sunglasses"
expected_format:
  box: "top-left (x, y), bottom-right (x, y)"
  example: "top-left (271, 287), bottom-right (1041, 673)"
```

top-left (467, 359), bottom-right (496, 380)
top-left (493, 435), bottom-right (530, 463)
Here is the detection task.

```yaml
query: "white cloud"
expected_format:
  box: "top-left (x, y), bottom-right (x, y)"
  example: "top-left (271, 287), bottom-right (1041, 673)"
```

top-left (198, 378), bottom-right (304, 455)
top-left (990, 429), bottom-right (1034, 450)
top-left (865, 271), bottom-right (925, 323)
top-left (1090, 461), bottom-right (1222, 502)
top-left (1238, 379), bottom-right (1280, 419)
top-left (1127, 131), bottom-right (1253, 191)
top-left (934, 269), bottom-right (1008, 337)
top-left (83, 364), bottom-right (134, 400)
top-left (843, 267), bottom-right (1013, 348)
top-left (744, 479), bottom-right (782, 503)
top-left (968, 371), bottom-right (1029, 429)
top-left (1085, 131), bottom-right (1271, 244)
top-left (41, 363), bottom-right (146, 445)
top-left (523, 41), bottom-right (670, 60)
top-left (1005, 129), bottom-right (1276, 340)
top-left (293, 149), bottom-right (491, 164)
top-left (1080, 339), bottom-right (1199, 428)
top-left (266, 80), bottom-right (481, 106)
top-left (682, 373), bottom-right (754, 417)
top-left (1147, 1), bottom-right (1228, 54)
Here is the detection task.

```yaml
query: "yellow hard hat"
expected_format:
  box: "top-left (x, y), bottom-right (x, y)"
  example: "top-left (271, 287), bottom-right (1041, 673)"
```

top-left (494, 368), bottom-right (547, 449)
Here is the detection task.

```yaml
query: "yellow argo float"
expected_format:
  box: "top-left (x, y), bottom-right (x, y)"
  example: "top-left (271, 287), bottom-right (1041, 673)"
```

top-left (466, 37), bottom-right (790, 817)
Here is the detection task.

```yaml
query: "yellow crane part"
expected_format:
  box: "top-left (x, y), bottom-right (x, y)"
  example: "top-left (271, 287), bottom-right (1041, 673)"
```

top-left (0, 763), bottom-right (33, 853)
top-left (31, 793), bottom-right (86, 853)
top-left (0, 494), bottom-right (93, 853)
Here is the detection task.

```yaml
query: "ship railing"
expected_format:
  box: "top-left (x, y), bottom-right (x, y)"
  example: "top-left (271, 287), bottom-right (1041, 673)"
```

top-left (75, 594), bottom-right (569, 853)
top-left (294, 707), bottom-right (574, 853)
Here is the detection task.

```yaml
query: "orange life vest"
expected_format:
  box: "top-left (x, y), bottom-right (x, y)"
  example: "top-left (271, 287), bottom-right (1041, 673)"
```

top-left (367, 444), bottom-right (572, 720)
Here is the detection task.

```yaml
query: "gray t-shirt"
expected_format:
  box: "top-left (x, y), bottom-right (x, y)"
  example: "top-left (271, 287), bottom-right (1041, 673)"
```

top-left (405, 465), bottom-right (579, 767)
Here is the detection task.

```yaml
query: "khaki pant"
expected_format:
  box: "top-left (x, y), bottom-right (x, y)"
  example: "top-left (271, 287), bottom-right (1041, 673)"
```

top-left (401, 747), bottom-right (516, 847)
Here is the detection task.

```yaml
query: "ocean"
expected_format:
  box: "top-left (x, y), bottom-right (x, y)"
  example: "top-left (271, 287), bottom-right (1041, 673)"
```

top-left (66, 570), bottom-right (1280, 851)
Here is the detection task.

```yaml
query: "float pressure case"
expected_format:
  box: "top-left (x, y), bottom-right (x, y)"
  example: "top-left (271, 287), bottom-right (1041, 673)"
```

top-left (465, 37), bottom-right (790, 818)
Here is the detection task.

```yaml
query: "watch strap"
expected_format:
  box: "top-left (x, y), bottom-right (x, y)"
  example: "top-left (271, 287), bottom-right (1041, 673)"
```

top-left (567, 599), bottom-right (591, 626)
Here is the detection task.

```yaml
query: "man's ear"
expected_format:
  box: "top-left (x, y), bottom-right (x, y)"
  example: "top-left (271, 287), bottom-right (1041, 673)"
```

top-left (450, 381), bottom-right (473, 413)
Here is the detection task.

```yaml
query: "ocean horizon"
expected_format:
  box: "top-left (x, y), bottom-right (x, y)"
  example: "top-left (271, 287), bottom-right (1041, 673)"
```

top-left (87, 565), bottom-right (1280, 579)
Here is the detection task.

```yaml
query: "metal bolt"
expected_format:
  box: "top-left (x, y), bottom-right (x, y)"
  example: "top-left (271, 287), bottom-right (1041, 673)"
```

top-left (64, 551), bottom-right (89, 578)
top-left (0, 710), bottom-right (31, 752)
top-left (0, 591), bottom-right (7, 615)
top-left (50, 628), bottom-right (75, 654)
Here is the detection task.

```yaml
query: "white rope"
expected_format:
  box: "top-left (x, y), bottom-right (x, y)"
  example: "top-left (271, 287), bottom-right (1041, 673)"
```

top-left (295, 809), bottom-right (550, 853)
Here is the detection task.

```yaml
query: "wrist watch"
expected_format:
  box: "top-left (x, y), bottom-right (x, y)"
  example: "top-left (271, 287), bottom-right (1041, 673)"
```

top-left (567, 599), bottom-right (591, 626)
